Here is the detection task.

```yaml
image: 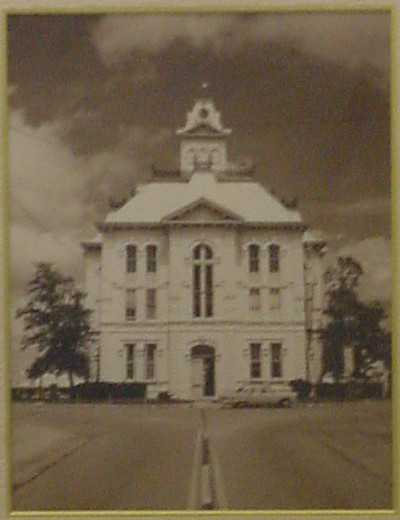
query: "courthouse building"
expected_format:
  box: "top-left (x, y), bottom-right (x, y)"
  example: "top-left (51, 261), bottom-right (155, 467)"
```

top-left (82, 98), bottom-right (325, 399)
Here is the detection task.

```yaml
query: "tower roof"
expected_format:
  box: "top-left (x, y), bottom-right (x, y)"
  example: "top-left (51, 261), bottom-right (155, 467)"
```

top-left (176, 98), bottom-right (231, 137)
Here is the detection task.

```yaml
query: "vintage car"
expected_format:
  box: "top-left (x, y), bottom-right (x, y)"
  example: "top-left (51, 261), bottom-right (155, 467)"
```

top-left (220, 383), bottom-right (297, 408)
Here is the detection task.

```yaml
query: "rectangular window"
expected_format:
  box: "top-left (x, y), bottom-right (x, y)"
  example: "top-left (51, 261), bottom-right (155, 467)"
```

top-left (249, 288), bottom-right (261, 311)
top-left (145, 343), bottom-right (156, 380)
top-left (126, 343), bottom-right (135, 380)
top-left (146, 245), bottom-right (157, 273)
top-left (249, 245), bottom-right (260, 273)
top-left (269, 244), bottom-right (280, 273)
top-left (250, 342), bottom-right (262, 379)
top-left (271, 343), bottom-right (282, 378)
top-left (126, 245), bottom-right (136, 273)
top-left (270, 288), bottom-right (281, 310)
top-left (146, 288), bottom-right (157, 319)
top-left (125, 289), bottom-right (136, 321)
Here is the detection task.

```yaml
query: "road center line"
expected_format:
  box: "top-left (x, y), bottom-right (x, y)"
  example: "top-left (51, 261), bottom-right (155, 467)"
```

top-left (207, 437), bottom-right (228, 510)
top-left (187, 430), bottom-right (203, 510)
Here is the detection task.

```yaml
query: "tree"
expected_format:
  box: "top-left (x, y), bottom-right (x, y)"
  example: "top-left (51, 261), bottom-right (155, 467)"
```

top-left (17, 263), bottom-right (95, 391)
top-left (320, 256), bottom-right (390, 381)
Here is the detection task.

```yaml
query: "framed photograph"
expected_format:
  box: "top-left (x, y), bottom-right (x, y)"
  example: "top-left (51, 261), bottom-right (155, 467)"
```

top-left (1, 1), bottom-right (395, 519)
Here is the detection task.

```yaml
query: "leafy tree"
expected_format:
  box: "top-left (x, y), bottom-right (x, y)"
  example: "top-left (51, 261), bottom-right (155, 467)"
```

top-left (16, 263), bottom-right (95, 391)
top-left (320, 256), bottom-right (390, 381)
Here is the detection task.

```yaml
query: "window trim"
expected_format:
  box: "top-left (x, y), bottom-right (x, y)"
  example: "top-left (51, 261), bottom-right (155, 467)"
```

top-left (192, 244), bottom-right (214, 318)
top-left (270, 342), bottom-right (282, 378)
top-left (250, 342), bottom-right (262, 379)
top-left (126, 244), bottom-right (137, 273)
top-left (269, 287), bottom-right (281, 310)
top-left (125, 288), bottom-right (136, 321)
top-left (249, 287), bottom-right (261, 312)
top-left (269, 243), bottom-right (280, 273)
top-left (146, 288), bottom-right (157, 320)
top-left (125, 343), bottom-right (135, 380)
top-left (248, 244), bottom-right (260, 273)
top-left (144, 343), bottom-right (157, 380)
top-left (146, 244), bottom-right (157, 273)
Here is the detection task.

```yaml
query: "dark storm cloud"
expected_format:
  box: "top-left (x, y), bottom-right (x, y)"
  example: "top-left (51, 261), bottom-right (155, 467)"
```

top-left (7, 12), bottom-right (391, 291)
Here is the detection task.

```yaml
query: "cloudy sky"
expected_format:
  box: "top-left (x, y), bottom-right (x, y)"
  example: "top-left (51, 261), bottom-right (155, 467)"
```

top-left (7, 12), bottom-right (391, 383)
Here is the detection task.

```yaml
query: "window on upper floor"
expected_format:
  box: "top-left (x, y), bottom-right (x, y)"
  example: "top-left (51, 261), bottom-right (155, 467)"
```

top-left (125, 289), bottom-right (136, 321)
top-left (193, 244), bottom-right (213, 318)
top-left (249, 288), bottom-right (261, 312)
top-left (145, 343), bottom-right (157, 380)
top-left (271, 342), bottom-right (282, 378)
top-left (146, 288), bottom-right (157, 320)
top-left (269, 244), bottom-right (280, 273)
top-left (250, 342), bottom-right (262, 379)
top-left (126, 245), bottom-right (137, 273)
top-left (269, 288), bottom-right (281, 310)
top-left (125, 343), bottom-right (135, 380)
top-left (146, 245), bottom-right (157, 273)
top-left (249, 244), bottom-right (260, 273)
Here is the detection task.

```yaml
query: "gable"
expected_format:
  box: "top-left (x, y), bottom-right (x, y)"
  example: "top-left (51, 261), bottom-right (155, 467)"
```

top-left (162, 197), bottom-right (244, 223)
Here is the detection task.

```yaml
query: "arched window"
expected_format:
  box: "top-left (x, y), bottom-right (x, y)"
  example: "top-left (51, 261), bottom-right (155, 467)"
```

top-left (248, 244), bottom-right (260, 273)
top-left (193, 244), bottom-right (213, 318)
top-left (269, 244), bottom-right (280, 273)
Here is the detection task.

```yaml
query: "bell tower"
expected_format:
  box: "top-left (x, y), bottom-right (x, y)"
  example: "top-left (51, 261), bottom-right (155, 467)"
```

top-left (177, 97), bottom-right (231, 176)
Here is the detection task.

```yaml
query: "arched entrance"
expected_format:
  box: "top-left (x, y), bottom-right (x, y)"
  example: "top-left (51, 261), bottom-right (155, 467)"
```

top-left (191, 345), bottom-right (215, 399)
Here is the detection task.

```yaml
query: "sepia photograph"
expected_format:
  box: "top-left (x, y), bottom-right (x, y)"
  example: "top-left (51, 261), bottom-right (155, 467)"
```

top-left (5, 7), bottom-right (393, 514)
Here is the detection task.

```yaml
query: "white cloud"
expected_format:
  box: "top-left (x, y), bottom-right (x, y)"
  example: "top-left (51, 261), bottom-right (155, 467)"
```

top-left (8, 110), bottom-right (172, 292)
top-left (92, 13), bottom-right (389, 77)
top-left (310, 197), bottom-right (390, 218)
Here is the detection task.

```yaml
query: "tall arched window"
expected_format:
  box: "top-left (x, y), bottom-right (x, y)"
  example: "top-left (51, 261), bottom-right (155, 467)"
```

top-left (193, 244), bottom-right (213, 318)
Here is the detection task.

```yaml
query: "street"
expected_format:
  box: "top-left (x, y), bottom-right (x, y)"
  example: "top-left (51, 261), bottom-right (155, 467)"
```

top-left (11, 400), bottom-right (392, 511)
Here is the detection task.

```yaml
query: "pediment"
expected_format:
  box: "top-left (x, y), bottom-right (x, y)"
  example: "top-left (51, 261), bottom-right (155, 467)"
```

top-left (163, 197), bottom-right (244, 223)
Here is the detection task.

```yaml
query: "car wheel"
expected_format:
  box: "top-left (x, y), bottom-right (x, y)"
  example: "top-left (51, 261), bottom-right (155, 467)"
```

top-left (280, 398), bottom-right (291, 408)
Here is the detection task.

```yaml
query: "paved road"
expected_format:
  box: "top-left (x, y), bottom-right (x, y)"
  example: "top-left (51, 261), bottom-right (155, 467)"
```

top-left (11, 400), bottom-right (392, 511)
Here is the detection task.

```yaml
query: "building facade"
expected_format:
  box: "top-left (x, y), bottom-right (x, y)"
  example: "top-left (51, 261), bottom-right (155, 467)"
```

top-left (82, 98), bottom-right (325, 399)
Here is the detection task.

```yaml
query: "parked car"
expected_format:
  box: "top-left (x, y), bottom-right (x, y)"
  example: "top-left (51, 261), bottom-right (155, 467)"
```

top-left (220, 383), bottom-right (297, 408)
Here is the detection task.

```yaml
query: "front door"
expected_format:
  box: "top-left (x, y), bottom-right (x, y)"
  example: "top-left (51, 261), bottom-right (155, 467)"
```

top-left (204, 356), bottom-right (215, 396)
top-left (191, 345), bottom-right (215, 399)
top-left (191, 357), bottom-right (203, 400)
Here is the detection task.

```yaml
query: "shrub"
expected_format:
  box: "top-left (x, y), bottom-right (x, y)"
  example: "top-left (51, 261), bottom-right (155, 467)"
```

top-left (289, 379), bottom-right (313, 400)
top-left (71, 382), bottom-right (147, 401)
top-left (315, 382), bottom-right (348, 401)
top-left (157, 391), bottom-right (172, 402)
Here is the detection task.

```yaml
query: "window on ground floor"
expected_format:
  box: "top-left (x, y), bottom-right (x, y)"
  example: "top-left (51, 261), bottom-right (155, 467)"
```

top-left (250, 342), bottom-right (262, 379)
top-left (145, 343), bottom-right (157, 380)
top-left (271, 342), bottom-right (282, 378)
top-left (125, 343), bottom-right (135, 380)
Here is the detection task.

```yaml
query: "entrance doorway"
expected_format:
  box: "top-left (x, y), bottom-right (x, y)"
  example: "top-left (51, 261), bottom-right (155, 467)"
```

top-left (190, 345), bottom-right (215, 399)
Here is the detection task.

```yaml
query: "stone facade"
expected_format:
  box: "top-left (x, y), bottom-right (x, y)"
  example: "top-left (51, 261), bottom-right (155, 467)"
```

top-left (82, 98), bottom-right (325, 399)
